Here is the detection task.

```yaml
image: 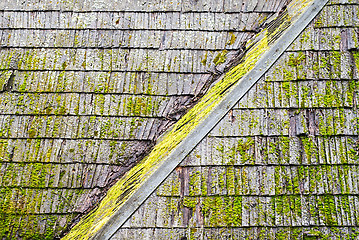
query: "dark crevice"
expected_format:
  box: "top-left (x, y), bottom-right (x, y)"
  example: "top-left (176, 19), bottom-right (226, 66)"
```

top-left (1, 53), bottom-right (19, 92)
top-left (2, 71), bottom-right (16, 92)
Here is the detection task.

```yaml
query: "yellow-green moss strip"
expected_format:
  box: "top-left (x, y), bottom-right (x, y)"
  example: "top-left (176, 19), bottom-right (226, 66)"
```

top-left (63, 1), bottom-right (325, 239)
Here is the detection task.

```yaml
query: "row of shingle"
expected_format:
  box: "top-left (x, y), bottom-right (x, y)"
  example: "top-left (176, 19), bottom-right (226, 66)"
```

top-left (211, 108), bottom-right (358, 137)
top-left (0, 162), bottom-right (119, 189)
top-left (0, 11), bottom-right (268, 31)
top-left (0, 139), bottom-right (145, 164)
top-left (0, 29), bottom-right (250, 50)
top-left (158, 164), bottom-right (359, 196)
top-left (3, 3), bottom-right (355, 32)
top-left (0, 71), bottom-right (201, 95)
top-left (0, 48), bottom-right (228, 73)
top-left (0, 212), bottom-right (72, 240)
top-left (0, 0), bottom-right (284, 13)
top-left (315, 4), bottom-right (359, 28)
top-left (288, 16), bottom-right (359, 52)
top-left (180, 136), bottom-right (358, 166)
top-left (328, 0), bottom-right (359, 4)
top-left (122, 194), bottom-right (359, 228)
top-left (113, 226), bottom-right (359, 240)
top-left (0, 115), bottom-right (162, 140)
top-left (3, 105), bottom-right (352, 143)
top-left (0, 186), bottom-right (93, 214)
top-left (0, 93), bottom-right (173, 117)
top-left (10, 25), bottom-right (353, 54)
top-left (236, 80), bottom-right (355, 109)
top-left (289, 27), bottom-right (358, 52)
top-left (265, 51), bottom-right (358, 81)
top-left (282, 25), bottom-right (343, 51)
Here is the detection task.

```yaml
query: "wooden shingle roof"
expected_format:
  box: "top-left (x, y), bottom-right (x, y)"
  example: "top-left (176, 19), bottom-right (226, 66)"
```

top-left (62, 0), bottom-right (349, 239)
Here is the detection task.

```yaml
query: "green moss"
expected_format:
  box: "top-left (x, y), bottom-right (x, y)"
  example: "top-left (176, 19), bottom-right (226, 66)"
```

top-left (226, 167), bottom-right (235, 195)
top-left (213, 50), bottom-right (228, 66)
top-left (288, 52), bottom-right (305, 67)
top-left (236, 138), bottom-right (255, 164)
top-left (330, 51), bottom-right (341, 78)
top-left (189, 171), bottom-right (201, 196)
top-left (54, 94), bottom-right (67, 115)
top-left (201, 52), bottom-right (208, 66)
top-left (302, 137), bottom-right (318, 164)
top-left (232, 196), bottom-right (242, 227)
top-left (215, 196), bottom-right (226, 226)
top-left (353, 51), bottom-right (359, 71)
top-left (314, 13), bottom-right (324, 28)
top-left (183, 196), bottom-right (197, 209)
top-left (201, 197), bottom-right (216, 227)
top-left (27, 128), bottom-right (37, 138)
top-left (201, 169), bottom-right (208, 196)
top-left (0, 169), bottom-right (69, 239)
top-left (218, 169), bottom-right (226, 193)
top-left (125, 96), bottom-right (157, 116)
top-left (226, 32), bottom-right (237, 46)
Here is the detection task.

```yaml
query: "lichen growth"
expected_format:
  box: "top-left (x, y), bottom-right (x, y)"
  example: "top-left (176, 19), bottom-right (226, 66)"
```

top-left (226, 32), bottom-right (237, 46)
top-left (213, 50), bottom-right (228, 66)
top-left (201, 52), bottom-right (208, 66)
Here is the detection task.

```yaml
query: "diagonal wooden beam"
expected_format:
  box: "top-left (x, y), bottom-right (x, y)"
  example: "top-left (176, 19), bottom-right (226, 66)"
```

top-left (63, 0), bottom-right (329, 239)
